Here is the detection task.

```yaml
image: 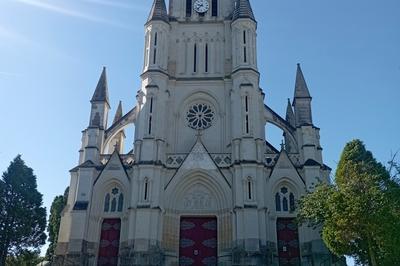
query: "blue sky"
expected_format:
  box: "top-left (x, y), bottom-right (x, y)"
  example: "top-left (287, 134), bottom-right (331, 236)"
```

top-left (0, 0), bottom-right (399, 263)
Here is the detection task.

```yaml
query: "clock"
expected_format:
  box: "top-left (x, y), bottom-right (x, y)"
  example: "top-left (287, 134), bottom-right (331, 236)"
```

top-left (193, 0), bottom-right (209, 14)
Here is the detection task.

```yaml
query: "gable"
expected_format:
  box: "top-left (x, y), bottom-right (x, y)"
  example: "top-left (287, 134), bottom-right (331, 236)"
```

top-left (270, 151), bottom-right (305, 185)
top-left (94, 152), bottom-right (130, 186)
top-left (166, 138), bottom-right (230, 189)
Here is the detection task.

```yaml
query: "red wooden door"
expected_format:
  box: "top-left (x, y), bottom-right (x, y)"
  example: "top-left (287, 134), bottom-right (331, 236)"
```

top-left (179, 217), bottom-right (218, 266)
top-left (98, 218), bottom-right (121, 266)
top-left (277, 218), bottom-right (301, 266)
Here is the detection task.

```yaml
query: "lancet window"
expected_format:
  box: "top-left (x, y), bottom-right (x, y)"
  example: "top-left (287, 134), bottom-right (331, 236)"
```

top-left (212, 0), bottom-right (218, 17)
top-left (243, 30), bottom-right (247, 63)
top-left (143, 178), bottom-right (150, 202)
top-left (148, 97), bottom-right (154, 135)
top-left (246, 177), bottom-right (254, 201)
top-left (104, 187), bottom-right (124, 213)
top-left (153, 32), bottom-right (158, 64)
top-left (186, 0), bottom-right (192, 17)
top-left (275, 186), bottom-right (296, 212)
top-left (244, 95), bottom-right (250, 134)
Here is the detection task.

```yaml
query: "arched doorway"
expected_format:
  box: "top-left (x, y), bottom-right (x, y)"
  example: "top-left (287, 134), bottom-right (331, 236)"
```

top-left (97, 218), bottom-right (121, 266)
top-left (179, 216), bottom-right (218, 265)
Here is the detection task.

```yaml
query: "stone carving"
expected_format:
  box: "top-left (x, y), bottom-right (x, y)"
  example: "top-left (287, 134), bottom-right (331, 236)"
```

top-left (183, 184), bottom-right (215, 210)
top-left (181, 142), bottom-right (217, 171)
top-left (166, 153), bottom-right (231, 168)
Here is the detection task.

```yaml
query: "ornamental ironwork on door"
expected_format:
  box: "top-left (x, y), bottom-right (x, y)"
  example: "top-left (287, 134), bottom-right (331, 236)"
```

top-left (179, 217), bottom-right (218, 266)
top-left (277, 218), bottom-right (300, 266)
top-left (98, 218), bottom-right (121, 266)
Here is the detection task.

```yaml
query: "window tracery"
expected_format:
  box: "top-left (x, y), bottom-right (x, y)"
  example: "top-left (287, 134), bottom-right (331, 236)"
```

top-left (104, 187), bottom-right (124, 213)
top-left (275, 186), bottom-right (296, 212)
top-left (186, 103), bottom-right (215, 130)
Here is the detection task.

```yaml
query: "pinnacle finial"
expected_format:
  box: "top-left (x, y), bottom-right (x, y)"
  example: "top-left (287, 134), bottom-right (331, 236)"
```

top-left (286, 98), bottom-right (295, 127)
top-left (113, 101), bottom-right (123, 124)
top-left (294, 64), bottom-right (311, 99)
top-left (147, 0), bottom-right (169, 24)
top-left (91, 67), bottom-right (110, 105)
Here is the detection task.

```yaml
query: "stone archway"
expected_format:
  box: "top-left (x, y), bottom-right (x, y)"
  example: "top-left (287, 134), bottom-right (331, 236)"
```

top-left (162, 172), bottom-right (232, 265)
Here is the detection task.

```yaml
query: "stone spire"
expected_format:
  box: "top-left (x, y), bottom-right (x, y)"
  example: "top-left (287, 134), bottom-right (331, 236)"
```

top-left (232, 0), bottom-right (256, 22)
top-left (113, 101), bottom-right (123, 124)
top-left (147, 0), bottom-right (169, 24)
top-left (293, 64), bottom-right (313, 126)
top-left (91, 67), bottom-right (110, 106)
top-left (294, 63), bottom-right (311, 99)
top-left (286, 99), bottom-right (295, 127)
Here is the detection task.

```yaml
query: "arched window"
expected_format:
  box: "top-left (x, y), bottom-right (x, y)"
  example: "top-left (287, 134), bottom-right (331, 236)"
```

top-left (153, 32), bottom-right (158, 64)
top-left (282, 197), bottom-right (288, 212)
top-left (104, 193), bottom-right (110, 212)
top-left (104, 187), bottom-right (124, 213)
top-left (148, 97), bottom-right (154, 135)
top-left (275, 193), bottom-right (281, 211)
top-left (111, 198), bottom-right (117, 212)
top-left (118, 193), bottom-right (124, 212)
top-left (212, 0), bottom-right (218, 16)
top-left (275, 186), bottom-right (296, 213)
top-left (290, 193), bottom-right (295, 212)
top-left (205, 43), bottom-right (209, 73)
top-left (244, 95), bottom-right (250, 134)
top-left (144, 31), bottom-right (150, 68)
top-left (246, 177), bottom-right (254, 201)
top-left (248, 180), bottom-right (252, 200)
top-left (193, 43), bottom-right (197, 72)
top-left (243, 30), bottom-right (247, 63)
top-left (186, 0), bottom-right (192, 17)
top-left (144, 178), bottom-right (150, 202)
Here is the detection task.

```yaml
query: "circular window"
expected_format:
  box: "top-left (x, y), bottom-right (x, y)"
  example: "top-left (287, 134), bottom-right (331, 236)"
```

top-left (186, 103), bottom-right (215, 130)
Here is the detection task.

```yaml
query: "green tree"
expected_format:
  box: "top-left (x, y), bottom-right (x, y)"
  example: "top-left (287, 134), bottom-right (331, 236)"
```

top-left (6, 250), bottom-right (44, 266)
top-left (298, 140), bottom-right (400, 266)
top-left (0, 155), bottom-right (47, 266)
top-left (46, 187), bottom-right (69, 261)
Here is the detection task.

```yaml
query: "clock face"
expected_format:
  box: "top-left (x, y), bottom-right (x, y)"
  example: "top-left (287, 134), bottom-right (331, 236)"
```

top-left (193, 0), bottom-right (209, 14)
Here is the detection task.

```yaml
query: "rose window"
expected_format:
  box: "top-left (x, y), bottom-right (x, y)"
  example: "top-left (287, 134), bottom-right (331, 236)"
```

top-left (186, 103), bottom-right (215, 130)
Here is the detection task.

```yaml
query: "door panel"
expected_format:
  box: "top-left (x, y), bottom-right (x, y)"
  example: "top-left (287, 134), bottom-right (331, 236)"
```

top-left (179, 217), bottom-right (218, 266)
top-left (98, 218), bottom-right (121, 266)
top-left (277, 218), bottom-right (300, 266)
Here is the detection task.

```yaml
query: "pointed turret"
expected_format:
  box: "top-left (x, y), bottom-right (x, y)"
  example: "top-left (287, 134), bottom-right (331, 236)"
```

top-left (91, 67), bottom-right (110, 106)
top-left (147, 0), bottom-right (169, 24)
top-left (285, 99), bottom-right (295, 127)
top-left (294, 64), bottom-right (311, 99)
top-left (284, 99), bottom-right (296, 152)
top-left (113, 101), bottom-right (123, 124)
top-left (232, 0), bottom-right (256, 22)
top-left (88, 67), bottom-right (110, 129)
top-left (292, 64), bottom-right (313, 126)
top-left (108, 101), bottom-right (125, 154)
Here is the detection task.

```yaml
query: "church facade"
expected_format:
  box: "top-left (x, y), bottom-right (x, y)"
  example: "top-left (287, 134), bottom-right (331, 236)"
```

top-left (55, 0), bottom-right (345, 265)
